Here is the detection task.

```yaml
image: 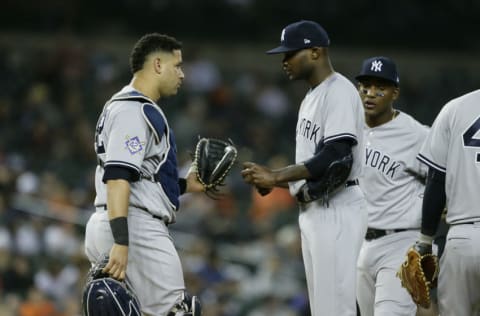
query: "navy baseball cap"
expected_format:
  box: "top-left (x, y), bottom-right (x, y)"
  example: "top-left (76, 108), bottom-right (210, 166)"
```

top-left (266, 20), bottom-right (330, 54)
top-left (355, 56), bottom-right (400, 86)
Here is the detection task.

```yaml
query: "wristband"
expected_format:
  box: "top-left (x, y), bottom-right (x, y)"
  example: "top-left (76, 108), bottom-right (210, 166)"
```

top-left (418, 233), bottom-right (434, 245)
top-left (110, 217), bottom-right (129, 246)
top-left (179, 178), bottom-right (187, 195)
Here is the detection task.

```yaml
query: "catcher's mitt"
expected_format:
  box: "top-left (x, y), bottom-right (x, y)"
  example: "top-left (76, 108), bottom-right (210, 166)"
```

top-left (193, 137), bottom-right (237, 198)
top-left (397, 243), bottom-right (439, 308)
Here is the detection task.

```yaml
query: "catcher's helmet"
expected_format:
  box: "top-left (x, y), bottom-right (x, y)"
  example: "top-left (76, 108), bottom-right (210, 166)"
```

top-left (82, 277), bottom-right (141, 316)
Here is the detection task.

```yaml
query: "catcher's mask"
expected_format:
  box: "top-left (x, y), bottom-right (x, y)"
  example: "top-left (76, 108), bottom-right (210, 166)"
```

top-left (82, 277), bottom-right (141, 316)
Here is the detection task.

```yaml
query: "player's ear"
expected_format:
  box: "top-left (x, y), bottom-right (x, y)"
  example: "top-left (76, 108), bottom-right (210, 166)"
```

top-left (357, 82), bottom-right (362, 91)
top-left (153, 56), bottom-right (163, 74)
top-left (311, 48), bottom-right (320, 60)
top-left (392, 86), bottom-right (400, 101)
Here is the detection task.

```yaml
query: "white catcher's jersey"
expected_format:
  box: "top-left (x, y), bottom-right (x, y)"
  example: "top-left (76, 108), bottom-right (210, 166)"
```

top-left (418, 89), bottom-right (480, 224)
top-left (289, 72), bottom-right (365, 196)
top-left (360, 111), bottom-right (429, 229)
top-left (94, 85), bottom-right (180, 223)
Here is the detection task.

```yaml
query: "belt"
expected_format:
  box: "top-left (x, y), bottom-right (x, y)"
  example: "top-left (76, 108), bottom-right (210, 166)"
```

top-left (453, 221), bottom-right (480, 225)
top-left (365, 228), bottom-right (408, 241)
top-left (296, 179), bottom-right (359, 203)
top-left (345, 179), bottom-right (359, 187)
top-left (95, 204), bottom-right (168, 225)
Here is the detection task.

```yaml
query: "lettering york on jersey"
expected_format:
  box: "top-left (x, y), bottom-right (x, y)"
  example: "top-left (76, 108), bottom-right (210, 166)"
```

top-left (297, 118), bottom-right (320, 143)
top-left (365, 147), bottom-right (401, 178)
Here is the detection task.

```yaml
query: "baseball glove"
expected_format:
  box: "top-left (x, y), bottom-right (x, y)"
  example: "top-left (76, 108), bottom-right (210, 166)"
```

top-left (297, 153), bottom-right (353, 204)
top-left (397, 243), bottom-right (439, 308)
top-left (193, 137), bottom-right (237, 198)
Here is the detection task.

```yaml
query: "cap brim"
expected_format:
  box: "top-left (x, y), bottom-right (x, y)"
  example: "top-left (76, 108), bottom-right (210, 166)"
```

top-left (265, 45), bottom-right (300, 55)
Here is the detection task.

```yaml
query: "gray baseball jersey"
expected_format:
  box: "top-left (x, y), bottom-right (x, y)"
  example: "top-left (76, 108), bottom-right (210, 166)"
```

top-left (87, 85), bottom-right (186, 315)
top-left (289, 72), bottom-right (364, 196)
top-left (291, 72), bottom-right (368, 315)
top-left (357, 111), bottom-right (429, 316)
top-left (418, 89), bottom-right (480, 224)
top-left (94, 85), bottom-right (179, 224)
top-left (418, 89), bottom-right (480, 315)
top-left (360, 111), bottom-right (429, 229)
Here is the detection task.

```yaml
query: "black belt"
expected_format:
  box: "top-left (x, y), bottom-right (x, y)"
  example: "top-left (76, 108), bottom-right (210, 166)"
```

top-left (365, 228), bottom-right (408, 241)
top-left (453, 221), bottom-right (480, 225)
top-left (345, 179), bottom-right (359, 187)
top-left (95, 204), bottom-right (168, 225)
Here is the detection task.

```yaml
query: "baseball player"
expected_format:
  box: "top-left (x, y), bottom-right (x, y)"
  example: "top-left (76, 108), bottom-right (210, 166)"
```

top-left (84, 33), bottom-right (203, 316)
top-left (409, 89), bottom-right (480, 316)
top-left (354, 56), bottom-right (438, 316)
top-left (242, 20), bottom-right (367, 316)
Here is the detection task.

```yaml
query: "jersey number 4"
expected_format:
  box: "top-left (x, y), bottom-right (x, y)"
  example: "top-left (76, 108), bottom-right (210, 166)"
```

top-left (462, 115), bottom-right (480, 162)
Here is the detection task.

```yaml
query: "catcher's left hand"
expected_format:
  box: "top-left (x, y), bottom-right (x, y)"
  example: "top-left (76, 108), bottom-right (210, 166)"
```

top-left (193, 137), bottom-right (237, 198)
top-left (397, 242), bottom-right (439, 308)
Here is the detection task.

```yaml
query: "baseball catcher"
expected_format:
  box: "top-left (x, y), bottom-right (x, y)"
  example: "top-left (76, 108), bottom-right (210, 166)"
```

top-left (82, 255), bottom-right (141, 316)
top-left (397, 242), bottom-right (439, 308)
top-left (192, 137), bottom-right (237, 198)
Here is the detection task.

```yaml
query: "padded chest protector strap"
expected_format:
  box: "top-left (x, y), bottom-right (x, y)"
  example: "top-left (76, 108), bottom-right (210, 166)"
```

top-left (142, 103), bottom-right (168, 143)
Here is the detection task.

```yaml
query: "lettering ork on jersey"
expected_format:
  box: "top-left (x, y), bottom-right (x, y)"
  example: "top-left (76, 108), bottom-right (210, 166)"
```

top-left (297, 118), bottom-right (320, 143)
top-left (365, 148), bottom-right (400, 178)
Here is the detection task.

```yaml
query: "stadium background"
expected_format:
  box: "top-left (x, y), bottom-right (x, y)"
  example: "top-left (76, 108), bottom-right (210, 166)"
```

top-left (0, 1), bottom-right (479, 315)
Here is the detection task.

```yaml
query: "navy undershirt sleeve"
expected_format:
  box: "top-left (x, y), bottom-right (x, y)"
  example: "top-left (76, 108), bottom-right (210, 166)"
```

top-left (103, 165), bottom-right (140, 183)
top-left (421, 166), bottom-right (447, 236)
top-left (304, 139), bottom-right (353, 179)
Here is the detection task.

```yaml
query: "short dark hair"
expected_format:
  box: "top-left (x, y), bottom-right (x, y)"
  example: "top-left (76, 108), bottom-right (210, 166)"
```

top-left (129, 33), bottom-right (182, 74)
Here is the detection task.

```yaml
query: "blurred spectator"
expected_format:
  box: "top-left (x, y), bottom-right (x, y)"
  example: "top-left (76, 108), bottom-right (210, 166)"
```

top-left (184, 56), bottom-right (222, 94)
top-left (0, 293), bottom-right (21, 316)
top-left (13, 219), bottom-right (42, 257)
top-left (15, 172), bottom-right (39, 195)
top-left (247, 154), bottom-right (296, 232)
top-left (43, 223), bottom-right (82, 257)
top-left (18, 287), bottom-right (60, 316)
top-left (248, 295), bottom-right (297, 316)
top-left (2, 256), bottom-right (34, 298)
top-left (34, 259), bottom-right (80, 303)
top-left (254, 84), bottom-right (289, 119)
top-left (0, 226), bottom-right (12, 251)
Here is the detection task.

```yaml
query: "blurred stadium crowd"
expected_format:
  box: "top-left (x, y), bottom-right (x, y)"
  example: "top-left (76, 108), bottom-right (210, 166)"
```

top-left (0, 29), bottom-right (479, 316)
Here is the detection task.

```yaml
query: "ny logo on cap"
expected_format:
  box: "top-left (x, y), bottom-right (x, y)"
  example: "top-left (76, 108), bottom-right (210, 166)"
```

top-left (281, 28), bottom-right (286, 42)
top-left (370, 60), bottom-right (383, 72)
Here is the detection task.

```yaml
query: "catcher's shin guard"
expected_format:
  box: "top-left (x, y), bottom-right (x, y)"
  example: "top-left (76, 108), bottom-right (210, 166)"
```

top-left (167, 291), bottom-right (202, 316)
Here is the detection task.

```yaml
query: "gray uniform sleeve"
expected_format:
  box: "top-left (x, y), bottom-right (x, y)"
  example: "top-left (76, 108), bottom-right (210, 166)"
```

top-left (104, 104), bottom-right (149, 177)
top-left (406, 124), bottom-right (430, 178)
top-left (418, 106), bottom-right (450, 173)
top-left (322, 84), bottom-right (359, 145)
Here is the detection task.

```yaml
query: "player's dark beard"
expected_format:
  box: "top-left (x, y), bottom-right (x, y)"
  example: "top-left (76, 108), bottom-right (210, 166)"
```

top-left (295, 65), bottom-right (314, 82)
